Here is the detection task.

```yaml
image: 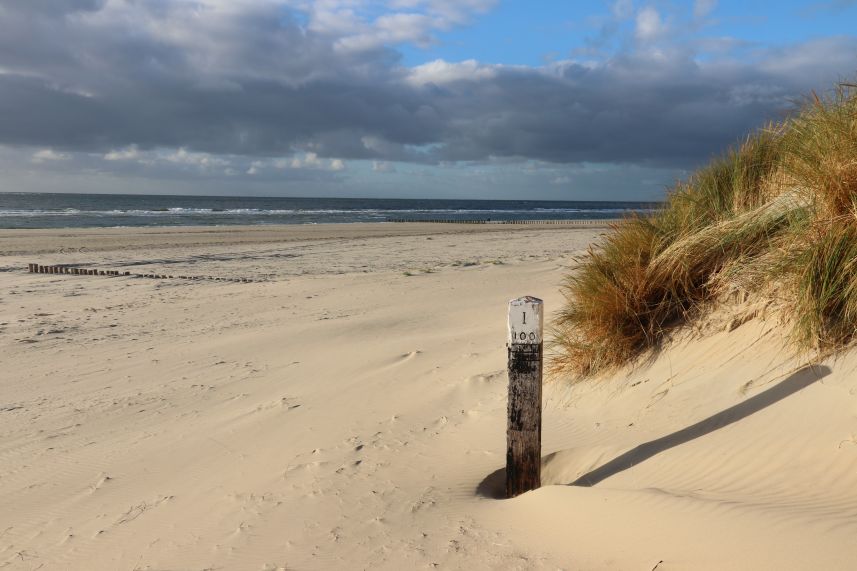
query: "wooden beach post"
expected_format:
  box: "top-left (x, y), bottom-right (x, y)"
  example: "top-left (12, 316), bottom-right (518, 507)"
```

top-left (506, 296), bottom-right (543, 498)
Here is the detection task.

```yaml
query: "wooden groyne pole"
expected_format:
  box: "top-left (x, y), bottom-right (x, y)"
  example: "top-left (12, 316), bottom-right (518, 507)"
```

top-left (506, 296), bottom-right (543, 498)
top-left (28, 263), bottom-right (256, 283)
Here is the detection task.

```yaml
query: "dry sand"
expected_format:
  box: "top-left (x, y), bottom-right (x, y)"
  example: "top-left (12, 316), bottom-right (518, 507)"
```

top-left (1, 223), bottom-right (856, 570)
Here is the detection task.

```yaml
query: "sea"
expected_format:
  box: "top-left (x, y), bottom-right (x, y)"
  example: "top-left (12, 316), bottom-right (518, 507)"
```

top-left (0, 193), bottom-right (659, 229)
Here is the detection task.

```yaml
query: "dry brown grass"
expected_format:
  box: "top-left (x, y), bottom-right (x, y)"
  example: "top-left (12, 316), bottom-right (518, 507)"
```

top-left (553, 81), bottom-right (857, 379)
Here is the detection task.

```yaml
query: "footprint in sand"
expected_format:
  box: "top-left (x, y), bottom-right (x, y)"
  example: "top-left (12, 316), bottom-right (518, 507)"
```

top-left (466, 370), bottom-right (504, 384)
top-left (254, 397), bottom-right (301, 412)
top-left (88, 473), bottom-right (113, 494)
top-left (646, 389), bottom-right (669, 408)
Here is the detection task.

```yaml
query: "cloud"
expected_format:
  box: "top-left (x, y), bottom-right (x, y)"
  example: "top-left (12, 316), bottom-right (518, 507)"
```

top-left (336, 13), bottom-right (436, 53)
top-left (290, 152), bottom-right (322, 169)
top-left (406, 59), bottom-right (498, 85)
top-left (693, 0), bottom-right (718, 19)
top-left (611, 0), bottom-right (634, 19)
top-left (25, 0), bottom-right (106, 16)
top-left (286, 152), bottom-right (346, 171)
top-left (307, 0), bottom-right (495, 53)
top-left (635, 6), bottom-right (668, 42)
top-left (165, 148), bottom-right (230, 169)
top-left (31, 148), bottom-right (68, 163)
top-left (372, 160), bottom-right (395, 172)
top-left (103, 145), bottom-right (140, 161)
top-left (0, 0), bottom-right (853, 186)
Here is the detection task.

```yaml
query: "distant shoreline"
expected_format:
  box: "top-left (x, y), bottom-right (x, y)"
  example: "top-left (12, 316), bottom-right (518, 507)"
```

top-left (0, 193), bottom-right (654, 230)
top-left (0, 220), bottom-right (617, 257)
top-left (0, 218), bottom-right (624, 232)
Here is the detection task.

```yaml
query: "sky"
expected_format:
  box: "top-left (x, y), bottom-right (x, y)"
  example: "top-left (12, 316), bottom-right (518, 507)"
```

top-left (1, 0), bottom-right (856, 200)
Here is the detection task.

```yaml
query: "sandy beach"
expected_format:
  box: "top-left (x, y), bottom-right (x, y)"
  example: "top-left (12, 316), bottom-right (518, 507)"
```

top-left (2, 222), bottom-right (857, 570)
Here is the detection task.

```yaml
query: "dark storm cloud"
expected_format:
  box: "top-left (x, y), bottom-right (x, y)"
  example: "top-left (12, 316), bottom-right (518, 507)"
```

top-left (421, 51), bottom-right (827, 167)
top-left (0, 1), bottom-right (855, 169)
top-left (24, 0), bottom-right (106, 15)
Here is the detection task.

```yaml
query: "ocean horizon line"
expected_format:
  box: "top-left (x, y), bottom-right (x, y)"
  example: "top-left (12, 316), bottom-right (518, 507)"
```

top-left (0, 190), bottom-right (664, 204)
top-left (0, 193), bottom-right (660, 230)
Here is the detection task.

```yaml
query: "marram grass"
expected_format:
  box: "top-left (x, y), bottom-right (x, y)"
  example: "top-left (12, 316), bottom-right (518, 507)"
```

top-left (553, 82), bottom-right (857, 378)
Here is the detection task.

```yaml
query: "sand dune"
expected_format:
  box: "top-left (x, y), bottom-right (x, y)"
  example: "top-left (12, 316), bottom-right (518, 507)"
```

top-left (1, 224), bottom-right (856, 570)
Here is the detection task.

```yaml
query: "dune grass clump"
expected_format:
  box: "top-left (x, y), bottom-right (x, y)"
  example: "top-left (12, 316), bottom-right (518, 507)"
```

top-left (554, 82), bottom-right (857, 378)
top-left (782, 87), bottom-right (857, 220)
top-left (780, 85), bottom-right (857, 350)
top-left (789, 223), bottom-right (857, 350)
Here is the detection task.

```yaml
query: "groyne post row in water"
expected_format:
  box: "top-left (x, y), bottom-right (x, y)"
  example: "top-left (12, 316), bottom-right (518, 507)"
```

top-left (27, 263), bottom-right (257, 283)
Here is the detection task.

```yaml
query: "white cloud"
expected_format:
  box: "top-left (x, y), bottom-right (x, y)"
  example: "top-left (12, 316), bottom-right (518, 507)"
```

top-left (406, 59), bottom-right (497, 86)
top-left (372, 160), bottom-right (395, 172)
top-left (290, 152), bottom-right (322, 168)
top-left (635, 6), bottom-right (667, 42)
top-left (336, 13), bottom-right (435, 52)
top-left (103, 145), bottom-right (139, 161)
top-left (31, 148), bottom-right (68, 163)
top-left (306, 6), bottom-right (363, 36)
top-left (165, 148), bottom-right (230, 168)
top-left (287, 152), bottom-right (344, 170)
top-left (310, 0), bottom-right (495, 54)
top-left (305, 153), bottom-right (322, 167)
top-left (246, 160), bottom-right (264, 175)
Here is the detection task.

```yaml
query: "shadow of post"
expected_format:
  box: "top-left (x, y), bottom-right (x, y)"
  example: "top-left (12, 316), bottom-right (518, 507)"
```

top-left (571, 364), bottom-right (831, 487)
top-left (475, 365), bottom-right (831, 498)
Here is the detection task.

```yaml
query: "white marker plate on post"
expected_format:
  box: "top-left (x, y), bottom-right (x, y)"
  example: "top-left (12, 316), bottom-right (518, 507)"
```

top-left (507, 296), bottom-right (543, 345)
